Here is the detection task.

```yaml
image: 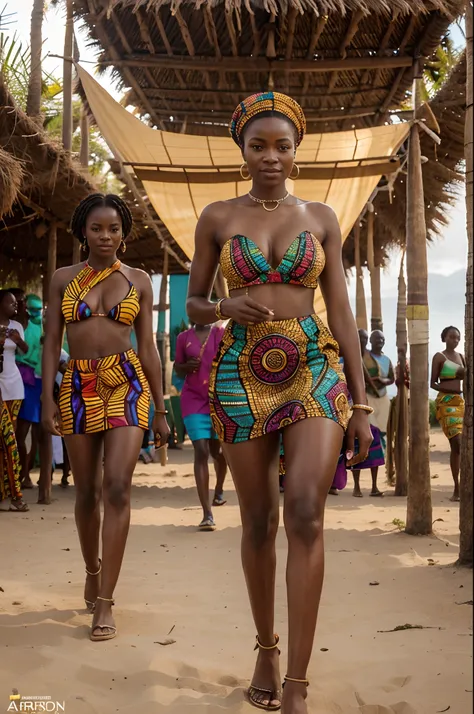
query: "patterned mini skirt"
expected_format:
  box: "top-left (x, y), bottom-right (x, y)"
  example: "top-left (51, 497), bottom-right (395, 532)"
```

top-left (59, 349), bottom-right (150, 435)
top-left (209, 314), bottom-right (351, 444)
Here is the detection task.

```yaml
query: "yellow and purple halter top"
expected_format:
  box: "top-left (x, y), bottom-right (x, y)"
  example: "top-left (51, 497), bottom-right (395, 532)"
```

top-left (61, 260), bottom-right (140, 326)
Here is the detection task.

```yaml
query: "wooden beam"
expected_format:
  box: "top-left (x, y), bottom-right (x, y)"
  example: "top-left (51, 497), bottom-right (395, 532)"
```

top-left (225, 7), bottom-right (246, 93)
top-left (143, 104), bottom-right (409, 121)
top-left (86, 0), bottom-right (163, 129)
top-left (249, 13), bottom-right (261, 56)
top-left (326, 9), bottom-right (365, 98)
top-left (74, 107), bottom-right (89, 264)
top-left (136, 8), bottom-right (155, 54)
top-left (353, 219), bottom-right (368, 331)
top-left (405, 64), bottom-right (432, 535)
top-left (284, 7), bottom-right (298, 93)
top-left (142, 83), bottom-right (392, 101)
top-left (154, 9), bottom-right (186, 89)
top-left (109, 9), bottom-right (172, 120)
top-left (97, 54), bottom-right (415, 73)
top-left (373, 13), bottom-right (417, 90)
top-left (134, 158), bottom-right (400, 184)
top-left (174, 7), bottom-right (213, 92)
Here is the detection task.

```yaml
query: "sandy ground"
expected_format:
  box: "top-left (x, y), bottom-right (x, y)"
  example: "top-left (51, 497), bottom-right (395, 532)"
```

top-left (0, 428), bottom-right (472, 714)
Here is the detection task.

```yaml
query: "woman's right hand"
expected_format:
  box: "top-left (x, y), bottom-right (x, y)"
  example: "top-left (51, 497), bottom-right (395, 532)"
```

top-left (222, 296), bottom-right (274, 325)
top-left (41, 397), bottom-right (62, 436)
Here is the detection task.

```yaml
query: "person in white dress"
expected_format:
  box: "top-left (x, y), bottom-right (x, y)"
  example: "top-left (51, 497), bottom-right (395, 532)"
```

top-left (0, 290), bottom-right (29, 511)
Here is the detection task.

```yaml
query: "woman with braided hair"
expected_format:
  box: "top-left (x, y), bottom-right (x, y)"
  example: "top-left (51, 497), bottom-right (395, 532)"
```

top-left (187, 92), bottom-right (373, 713)
top-left (42, 193), bottom-right (170, 642)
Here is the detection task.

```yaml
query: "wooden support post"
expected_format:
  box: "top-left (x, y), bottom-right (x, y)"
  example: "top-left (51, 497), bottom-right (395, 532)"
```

top-left (394, 251), bottom-right (408, 497)
top-left (354, 219), bottom-right (368, 331)
top-left (45, 222), bottom-right (57, 304)
top-left (157, 250), bottom-right (169, 393)
top-left (367, 205), bottom-right (383, 332)
top-left (62, 0), bottom-right (73, 152)
top-left (72, 107), bottom-right (89, 265)
top-left (459, 0), bottom-right (473, 567)
top-left (405, 68), bottom-right (432, 535)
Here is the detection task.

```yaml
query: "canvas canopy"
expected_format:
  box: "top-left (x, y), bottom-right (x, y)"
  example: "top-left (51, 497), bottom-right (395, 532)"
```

top-left (77, 64), bottom-right (410, 319)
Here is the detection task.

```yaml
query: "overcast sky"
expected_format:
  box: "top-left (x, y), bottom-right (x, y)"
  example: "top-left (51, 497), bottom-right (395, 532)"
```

top-left (4, 1), bottom-right (468, 374)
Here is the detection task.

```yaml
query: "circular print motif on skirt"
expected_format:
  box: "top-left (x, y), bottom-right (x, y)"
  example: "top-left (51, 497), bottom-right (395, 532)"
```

top-left (249, 335), bottom-right (300, 385)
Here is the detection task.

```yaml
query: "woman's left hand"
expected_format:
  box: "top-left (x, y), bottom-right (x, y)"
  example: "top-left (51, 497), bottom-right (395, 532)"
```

top-left (153, 413), bottom-right (171, 449)
top-left (345, 409), bottom-right (373, 467)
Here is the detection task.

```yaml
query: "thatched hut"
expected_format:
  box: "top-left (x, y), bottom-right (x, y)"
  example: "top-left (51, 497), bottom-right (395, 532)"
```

top-left (73, 0), bottom-right (463, 135)
top-left (0, 75), bottom-right (187, 284)
top-left (0, 147), bottom-right (23, 218)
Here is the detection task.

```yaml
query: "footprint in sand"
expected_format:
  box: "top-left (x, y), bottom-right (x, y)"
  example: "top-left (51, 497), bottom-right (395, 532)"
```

top-left (381, 676), bottom-right (413, 693)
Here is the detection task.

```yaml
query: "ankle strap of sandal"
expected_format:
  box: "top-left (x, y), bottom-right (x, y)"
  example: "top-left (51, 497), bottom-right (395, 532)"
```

top-left (85, 559), bottom-right (102, 577)
top-left (96, 596), bottom-right (115, 604)
top-left (284, 676), bottom-right (309, 687)
top-left (254, 633), bottom-right (280, 651)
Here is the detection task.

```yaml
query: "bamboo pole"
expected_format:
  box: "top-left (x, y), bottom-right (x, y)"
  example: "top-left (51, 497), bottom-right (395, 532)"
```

top-left (62, 0), bottom-right (73, 151)
top-left (367, 205), bottom-right (383, 332)
top-left (459, 0), bottom-right (473, 567)
top-left (44, 222), bottom-right (57, 304)
top-left (354, 220), bottom-right (368, 331)
top-left (394, 250), bottom-right (408, 497)
top-left (72, 108), bottom-right (89, 265)
top-left (157, 250), bottom-right (169, 393)
top-left (405, 67), bottom-right (432, 535)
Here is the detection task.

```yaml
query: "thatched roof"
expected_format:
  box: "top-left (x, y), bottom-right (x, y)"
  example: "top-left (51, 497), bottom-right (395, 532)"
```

top-left (0, 75), bottom-right (187, 282)
top-left (73, 0), bottom-right (463, 135)
top-left (343, 51), bottom-right (466, 270)
top-left (0, 147), bottom-right (22, 217)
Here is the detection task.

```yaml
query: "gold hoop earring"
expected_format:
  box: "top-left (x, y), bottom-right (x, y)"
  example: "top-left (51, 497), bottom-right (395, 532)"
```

top-left (289, 163), bottom-right (300, 180)
top-left (240, 163), bottom-right (251, 181)
top-left (120, 239), bottom-right (127, 254)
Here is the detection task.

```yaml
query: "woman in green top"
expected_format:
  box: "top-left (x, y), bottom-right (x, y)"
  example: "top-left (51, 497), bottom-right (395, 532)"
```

top-left (430, 326), bottom-right (466, 502)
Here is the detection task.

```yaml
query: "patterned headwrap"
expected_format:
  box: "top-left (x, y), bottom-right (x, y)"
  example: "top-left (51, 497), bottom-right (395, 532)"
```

top-left (230, 91), bottom-right (306, 148)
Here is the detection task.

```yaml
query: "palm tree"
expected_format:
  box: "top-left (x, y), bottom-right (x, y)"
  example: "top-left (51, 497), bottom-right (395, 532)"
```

top-left (459, 1), bottom-right (473, 567)
top-left (26, 0), bottom-right (44, 118)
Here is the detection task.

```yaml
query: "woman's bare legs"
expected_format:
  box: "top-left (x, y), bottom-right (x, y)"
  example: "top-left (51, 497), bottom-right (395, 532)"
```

top-left (64, 433), bottom-right (104, 609)
top-left (192, 439), bottom-right (213, 522)
top-left (223, 433), bottom-right (281, 708)
top-left (281, 418), bottom-right (343, 714)
top-left (16, 419), bottom-right (33, 488)
top-left (209, 438), bottom-right (227, 503)
top-left (449, 434), bottom-right (461, 501)
top-left (92, 426), bottom-right (144, 636)
top-left (37, 426), bottom-right (53, 505)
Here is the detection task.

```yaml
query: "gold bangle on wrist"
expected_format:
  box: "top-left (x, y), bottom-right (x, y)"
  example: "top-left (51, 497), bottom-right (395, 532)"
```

top-left (155, 409), bottom-right (168, 416)
top-left (352, 403), bottom-right (374, 415)
top-left (215, 298), bottom-right (227, 321)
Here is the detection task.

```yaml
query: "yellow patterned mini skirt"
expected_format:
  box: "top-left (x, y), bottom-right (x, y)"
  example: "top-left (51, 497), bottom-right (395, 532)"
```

top-left (59, 349), bottom-right (150, 435)
top-left (435, 392), bottom-right (464, 440)
top-left (209, 314), bottom-right (351, 443)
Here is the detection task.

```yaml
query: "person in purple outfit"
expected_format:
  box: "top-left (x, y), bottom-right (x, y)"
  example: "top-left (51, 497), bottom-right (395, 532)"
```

top-left (174, 322), bottom-right (227, 531)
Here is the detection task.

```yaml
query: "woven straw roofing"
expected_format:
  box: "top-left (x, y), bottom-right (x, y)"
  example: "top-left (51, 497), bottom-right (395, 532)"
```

top-left (0, 147), bottom-right (22, 218)
top-left (0, 75), bottom-right (187, 281)
top-left (73, 0), bottom-right (463, 135)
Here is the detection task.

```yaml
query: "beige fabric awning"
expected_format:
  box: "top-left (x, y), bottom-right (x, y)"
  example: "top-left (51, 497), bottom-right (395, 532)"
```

top-left (77, 65), bottom-right (410, 321)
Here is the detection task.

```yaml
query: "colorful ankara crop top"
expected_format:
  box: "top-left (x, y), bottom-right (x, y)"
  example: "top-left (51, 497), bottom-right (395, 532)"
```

top-left (61, 260), bottom-right (140, 326)
top-left (219, 231), bottom-right (325, 291)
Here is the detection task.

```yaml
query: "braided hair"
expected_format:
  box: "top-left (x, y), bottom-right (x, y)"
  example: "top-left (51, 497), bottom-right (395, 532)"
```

top-left (441, 326), bottom-right (460, 342)
top-left (71, 193), bottom-right (133, 247)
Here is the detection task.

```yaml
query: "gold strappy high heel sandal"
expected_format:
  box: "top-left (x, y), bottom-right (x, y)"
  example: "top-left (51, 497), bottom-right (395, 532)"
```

top-left (84, 559), bottom-right (101, 613)
top-left (247, 634), bottom-right (282, 711)
top-left (90, 596), bottom-right (117, 642)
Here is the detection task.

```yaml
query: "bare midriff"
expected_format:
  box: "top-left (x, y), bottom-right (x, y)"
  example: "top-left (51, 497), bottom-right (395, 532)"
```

top-left (66, 319), bottom-right (133, 360)
top-left (230, 283), bottom-right (317, 321)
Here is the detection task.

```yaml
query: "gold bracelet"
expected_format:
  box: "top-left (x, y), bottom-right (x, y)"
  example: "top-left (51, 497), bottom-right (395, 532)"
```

top-left (352, 404), bottom-right (374, 415)
top-left (215, 298), bottom-right (227, 321)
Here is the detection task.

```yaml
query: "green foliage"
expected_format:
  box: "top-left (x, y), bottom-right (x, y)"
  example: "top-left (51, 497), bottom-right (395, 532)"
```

top-left (422, 34), bottom-right (462, 101)
top-left (429, 399), bottom-right (439, 428)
